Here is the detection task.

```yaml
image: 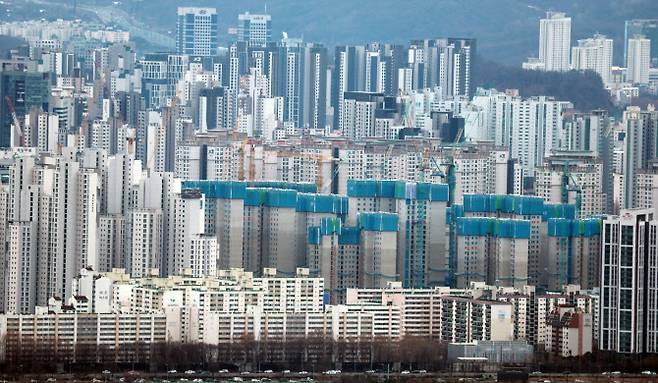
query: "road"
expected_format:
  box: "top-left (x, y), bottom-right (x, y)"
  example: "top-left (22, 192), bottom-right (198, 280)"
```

top-left (27, 0), bottom-right (175, 49)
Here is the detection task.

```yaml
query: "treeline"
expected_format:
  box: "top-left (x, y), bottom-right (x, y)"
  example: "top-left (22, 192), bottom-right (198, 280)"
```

top-left (0, 335), bottom-right (448, 374)
top-left (474, 58), bottom-right (614, 112)
top-left (535, 350), bottom-right (658, 373)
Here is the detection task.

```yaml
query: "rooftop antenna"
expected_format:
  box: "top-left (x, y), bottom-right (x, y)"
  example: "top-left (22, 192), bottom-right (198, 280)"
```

top-left (73, 0), bottom-right (77, 17)
top-left (264, 3), bottom-right (268, 14)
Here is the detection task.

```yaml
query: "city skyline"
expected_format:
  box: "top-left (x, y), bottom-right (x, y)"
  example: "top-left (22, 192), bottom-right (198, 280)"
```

top-left (0, 2), bottom-right (656, 380)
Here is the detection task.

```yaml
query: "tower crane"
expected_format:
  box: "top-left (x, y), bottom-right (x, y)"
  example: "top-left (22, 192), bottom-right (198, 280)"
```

top-left (561, 161), bottom-right (582, 218)
top-left (5, 96), bottom-right (25, 147)
top-left (418, 127), bottom-right (463, 206)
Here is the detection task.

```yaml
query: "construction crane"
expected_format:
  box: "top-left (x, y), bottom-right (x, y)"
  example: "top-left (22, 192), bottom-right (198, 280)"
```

top-left (400, 95), bottom-right (414, 128)
top-left (5, 96), bottom-right (25, 147)
top-left (238, 138), bottom-right (252, 181)
top-left (561, 161), bottom-right (583, 218)
top-left (380, 144), bottom-right (394, 179)
top-left (419, 127), bottom-right (463, 204)
top-left (444, 127), bottom-right (464, 206)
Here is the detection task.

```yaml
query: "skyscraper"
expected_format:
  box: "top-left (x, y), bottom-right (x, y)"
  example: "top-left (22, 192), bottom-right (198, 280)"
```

top-left (600, 209), bottom-right (658, 353)
top-left (0, 71), bottom-right (50, 148)
top-left (176, 7), bottom-right (219, 57)
top-left (406, 38), bottom-right (476, 96)
top-left (624, 19), bottom-right (658, 65)
top-left (332, 45), bottom-right (366, 130)
top-left (571, 34), bottom-right (614, 84)
top-left (198, 87), bottom-right (226, 131)
top-left (539, 12), bottom-right (572, 72)
top-left (237, 12), bottom-right (272, 48)
top-left (341, 92), bottom-right (396, 140)
top-left (620, 106), bottom-right (658, 210)
top-left (139, 53), bottom-right (188, 109)
top-left (627, 35), bottom-right (651, 85)
top-left (273, 41), bottom-right (328, 130)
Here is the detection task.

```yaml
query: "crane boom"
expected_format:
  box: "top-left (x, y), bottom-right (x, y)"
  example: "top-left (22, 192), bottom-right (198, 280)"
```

top-left (5, 96), bottom-right (24, 147)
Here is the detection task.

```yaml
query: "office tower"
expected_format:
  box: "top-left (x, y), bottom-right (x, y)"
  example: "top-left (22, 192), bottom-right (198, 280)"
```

top-left (0, 71), bottom-right (50, 148)
top-left (176, 7), bottom-right (218, 57)
top-left (627, 35), bottom-right (651, 85)
top-left (600, 209), bottom-right (658, 353)
top-left (624, 19), bottom-right (658, 65)
top-left (237, 12), bottom-right (272, 48)
top-left (539, 12), bottom-right (572, 72)
top-left (571, 34), bottom-right (613, 84)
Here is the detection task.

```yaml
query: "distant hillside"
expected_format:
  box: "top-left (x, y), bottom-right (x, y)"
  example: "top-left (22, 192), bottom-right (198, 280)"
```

top-left (62, 0), bottom-right (658, 65)
top-left (0, 35), bottom-right (27, 58)
top-left (474, 59), bottom-right (614, 112)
